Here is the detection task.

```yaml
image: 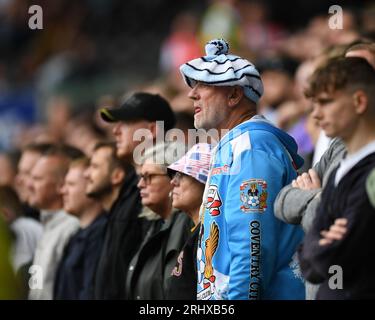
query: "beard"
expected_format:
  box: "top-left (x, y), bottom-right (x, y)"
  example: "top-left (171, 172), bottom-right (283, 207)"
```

top-left (86, 179), bottom-right (112, 199)
top-left (194, 107), bottom-right (227, 131)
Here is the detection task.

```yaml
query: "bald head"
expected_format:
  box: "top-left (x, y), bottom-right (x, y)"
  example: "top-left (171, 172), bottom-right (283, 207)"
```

top-left (28, 154), bottom-right (70, 210)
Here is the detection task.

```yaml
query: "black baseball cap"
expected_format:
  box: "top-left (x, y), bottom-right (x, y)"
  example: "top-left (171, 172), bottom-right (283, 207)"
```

top-left (100, 92), bottom-right (176, 130)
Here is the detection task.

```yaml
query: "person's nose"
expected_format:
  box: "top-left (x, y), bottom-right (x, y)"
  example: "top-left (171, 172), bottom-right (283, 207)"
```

top-left (311, 103), bottom-right (322, 121)
top-left (113, 123), bottom-right (120, 135)
top-left (137, 176), bottom-right (145, 189)
top-left (188, 84), bottom-right (199, 100)
top-left (27, 178), bottom-right (34, 192)
top-left (83, 167), bottom-right (90, 179)
top-left (170, 177), bottom-right (178, 187)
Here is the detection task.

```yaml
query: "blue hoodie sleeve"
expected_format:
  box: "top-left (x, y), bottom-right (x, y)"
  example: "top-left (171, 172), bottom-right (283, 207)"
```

top-left (224, 148), bottom-right (288, 300)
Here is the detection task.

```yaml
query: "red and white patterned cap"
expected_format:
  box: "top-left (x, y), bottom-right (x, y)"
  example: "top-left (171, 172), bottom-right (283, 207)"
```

top-left (168, 143), bottom-right (212, 184)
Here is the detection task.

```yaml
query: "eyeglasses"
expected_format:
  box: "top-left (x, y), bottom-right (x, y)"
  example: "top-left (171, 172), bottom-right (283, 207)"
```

top-left (170, 171), bottom-right (184, 184)
top-left (139, 172), bottom-right (168, 185)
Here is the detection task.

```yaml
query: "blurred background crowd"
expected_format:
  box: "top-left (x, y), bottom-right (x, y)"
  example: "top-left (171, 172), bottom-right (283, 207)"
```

top-left (1, 0), bottom-right (375, 299)
top-left (1, 0), bottom-right (375, 157)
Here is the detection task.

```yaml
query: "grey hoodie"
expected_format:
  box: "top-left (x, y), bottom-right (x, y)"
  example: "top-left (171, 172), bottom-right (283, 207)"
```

top-left (274, 137), bottom-right (346, 299)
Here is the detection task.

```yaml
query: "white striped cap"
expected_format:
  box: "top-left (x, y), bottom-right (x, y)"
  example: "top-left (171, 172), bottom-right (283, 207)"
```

top-left (179, 39), bottom-right (263, 104)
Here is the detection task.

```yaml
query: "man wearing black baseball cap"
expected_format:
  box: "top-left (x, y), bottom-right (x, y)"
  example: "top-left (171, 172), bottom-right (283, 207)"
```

top-left (100, 92), bottom-right (176, 165)
top-left (94, 92), bottom-right (176, 300)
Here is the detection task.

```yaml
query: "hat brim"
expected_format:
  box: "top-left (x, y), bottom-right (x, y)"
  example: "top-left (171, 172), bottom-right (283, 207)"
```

top-left (167, 165), bottom-right (206, 185)
top-left (167, 167), bottom-right (177, 179)
top-left (99, 107), bottom-right (139, 123)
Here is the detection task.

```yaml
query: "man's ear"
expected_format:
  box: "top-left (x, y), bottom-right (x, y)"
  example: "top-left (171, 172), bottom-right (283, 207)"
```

top-left (111, 167), bottom-right (125, 186)
top-left (228, 86), bottom-right (244, 108)
top-left (353, 90), bottom-right (368, 115)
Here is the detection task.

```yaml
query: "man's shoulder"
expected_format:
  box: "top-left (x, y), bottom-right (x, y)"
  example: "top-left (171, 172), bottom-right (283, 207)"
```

top-left (218, 126), bottom-right (275, 154)
top-left (170, 211), bottom-right (193, 232)
top-left (11, 217), bottom-right (43, 234)
top-left (85, 214), bottom-right (108, 239)
top-left (46, 211), bottom-right (79, 230)
top-left (326, 138), bottom-right (346, 161)
top-left (222, 120), bottom-right (285, 151)
top-left (55, 213), bottom-right (80, 240)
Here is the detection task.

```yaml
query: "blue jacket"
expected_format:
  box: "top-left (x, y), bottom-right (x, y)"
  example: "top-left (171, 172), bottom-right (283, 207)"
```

top-left (197, 116), bottom-right (305, 300)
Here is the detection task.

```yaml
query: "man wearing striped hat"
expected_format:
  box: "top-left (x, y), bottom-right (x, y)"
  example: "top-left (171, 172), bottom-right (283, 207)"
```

top-left (180, 39), bottom-right (305, 300)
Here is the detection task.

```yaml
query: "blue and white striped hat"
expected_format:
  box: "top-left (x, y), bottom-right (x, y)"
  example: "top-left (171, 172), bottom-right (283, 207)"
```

top-left (180, 39), bottom-right (263, 104)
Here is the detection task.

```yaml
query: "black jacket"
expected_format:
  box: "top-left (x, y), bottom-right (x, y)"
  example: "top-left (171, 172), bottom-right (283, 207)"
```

top-left (299, 153), bottom-right (375, 299)
top-left (165, 222), bottom-right (200, 300)
top-left (94, 166), bottom-right (143, 300)
top-left (126, 211), bottom-right (192, 300)
top-left (54, 213), bottom-right (107, 300)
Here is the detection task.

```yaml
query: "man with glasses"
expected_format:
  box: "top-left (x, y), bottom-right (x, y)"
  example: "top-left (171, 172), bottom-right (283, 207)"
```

top-left (139, 172), bottom-right (169, 185)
